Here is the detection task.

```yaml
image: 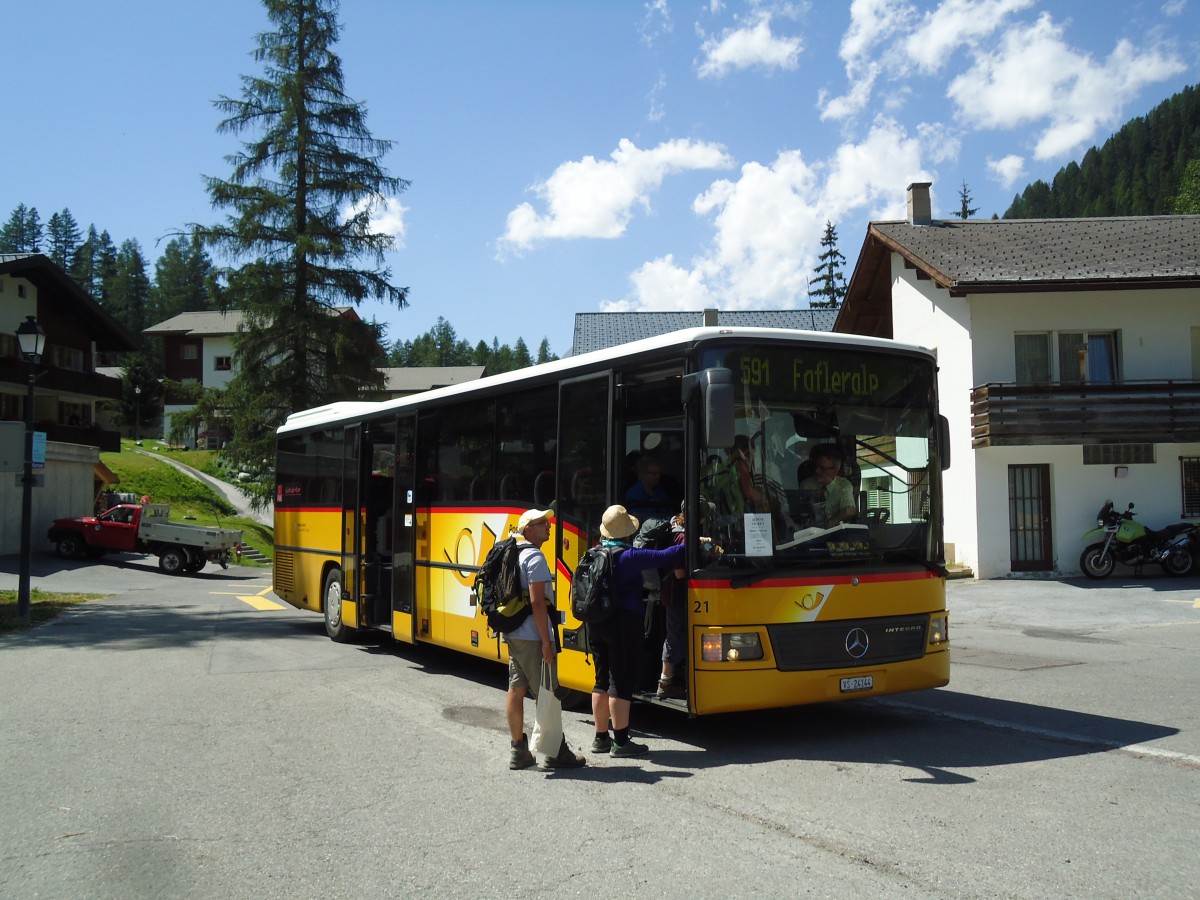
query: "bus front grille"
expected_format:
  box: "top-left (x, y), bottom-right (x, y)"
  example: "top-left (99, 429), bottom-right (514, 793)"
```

top-left (767, 614), bottom-right (929, 671)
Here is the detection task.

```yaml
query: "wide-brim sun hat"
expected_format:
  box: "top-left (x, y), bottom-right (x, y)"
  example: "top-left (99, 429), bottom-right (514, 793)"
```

top-left (600, 504), bottom-right (639, 539)
top-left (517, 508), bottom-right (554, 532)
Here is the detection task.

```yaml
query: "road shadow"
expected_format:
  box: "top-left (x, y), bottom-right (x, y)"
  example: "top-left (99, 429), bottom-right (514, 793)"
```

top-left (378, 640), bottom-right (1183, 784)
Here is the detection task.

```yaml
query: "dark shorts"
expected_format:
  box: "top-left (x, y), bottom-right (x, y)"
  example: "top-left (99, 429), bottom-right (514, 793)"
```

top-left (588, 609), bottom-right (644, 701)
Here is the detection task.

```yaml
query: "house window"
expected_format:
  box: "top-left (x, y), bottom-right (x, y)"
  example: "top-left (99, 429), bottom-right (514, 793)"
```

top-left (1015, 333), bottom-right (1052, 384)
top-left (1182, 458), bottom-right (1200, 518)
top-left (862, 476), bottom-right (892, 517)
top-left (181, 344), bottom-right (199, 361)
top-left (1014, 331), bottom-right (1120, 384)
top-left (908, 470), bottom-right (930, 519)
top-left (214, 356), bottom-right (232, 371)
top-left (1058, 331), bottom-right (1118, 384)
top-left (49, 345), bottom-right (86, 372)
top-left (0, 394), bottom-right (20, 420)
top-left (1082, 444), bottom-right (1155, 465)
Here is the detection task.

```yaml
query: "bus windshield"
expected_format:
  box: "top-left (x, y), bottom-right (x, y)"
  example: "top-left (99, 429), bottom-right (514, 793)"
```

top-left (698, 344), bottom-right (940, 573)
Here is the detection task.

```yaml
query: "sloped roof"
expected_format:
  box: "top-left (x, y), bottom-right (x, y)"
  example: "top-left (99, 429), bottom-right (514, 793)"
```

top-left (570, 309), bottom-right (837, 355)
top-left (381, 366), bottom-right (485, 393)
top-left (838, 215), bottom-right (1200, 338)
top-left (144, 306), bottom-right (361, 337)
top-left (143, 310), bottom-right (246, 336)
top-left (0, 253), bottom-right (139, 351)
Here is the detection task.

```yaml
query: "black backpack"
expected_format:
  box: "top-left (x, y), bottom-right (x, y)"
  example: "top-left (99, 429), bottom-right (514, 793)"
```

top-left (633, 517), bottom-right (675, 593)
top-left (474, 537), bottom-right (532, 633)
top-left (570, 545), bottom-right (621, 624)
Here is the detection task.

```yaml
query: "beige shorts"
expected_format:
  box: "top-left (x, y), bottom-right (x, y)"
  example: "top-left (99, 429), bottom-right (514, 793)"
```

top-left (506, 637), bottom-right (553, 696)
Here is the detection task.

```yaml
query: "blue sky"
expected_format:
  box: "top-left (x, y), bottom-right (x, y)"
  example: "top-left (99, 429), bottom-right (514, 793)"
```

top-left (7, 1), bottom-right (1199, 358)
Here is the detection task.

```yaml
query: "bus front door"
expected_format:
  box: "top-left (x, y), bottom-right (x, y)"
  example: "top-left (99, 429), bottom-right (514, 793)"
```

top-left (390, 414), bottom-right (417, 643)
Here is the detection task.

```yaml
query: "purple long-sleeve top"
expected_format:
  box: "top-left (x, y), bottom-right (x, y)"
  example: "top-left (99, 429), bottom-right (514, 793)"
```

top-left (602, 541), bottom-right (687, 614)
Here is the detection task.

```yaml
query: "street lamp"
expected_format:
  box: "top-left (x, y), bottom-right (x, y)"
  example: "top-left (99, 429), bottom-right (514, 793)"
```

top-left (16, 315), bottom-right (46, 626)
top-left (134, 385), bottom-right (141, 442)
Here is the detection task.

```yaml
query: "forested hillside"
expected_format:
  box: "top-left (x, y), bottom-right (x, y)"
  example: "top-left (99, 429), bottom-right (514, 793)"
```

top-left (1005, 84), bottom-right (1200, 218)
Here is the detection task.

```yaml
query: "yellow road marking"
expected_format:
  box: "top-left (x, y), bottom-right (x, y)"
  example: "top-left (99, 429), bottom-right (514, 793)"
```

top-left (239, 594), bottom-right (285, 610)
top-left (211, 583), bottom-right (285, 611)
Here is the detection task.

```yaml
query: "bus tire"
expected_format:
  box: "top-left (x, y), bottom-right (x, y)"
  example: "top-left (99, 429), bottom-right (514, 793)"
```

top-left (159, 548), bottom-right (187, 575)
top-left (324, 568), bottom-right (355, 642)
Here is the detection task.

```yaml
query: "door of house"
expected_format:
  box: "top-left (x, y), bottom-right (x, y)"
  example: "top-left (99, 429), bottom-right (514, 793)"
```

top-left (1008, 464), bottom-right (1052, 571)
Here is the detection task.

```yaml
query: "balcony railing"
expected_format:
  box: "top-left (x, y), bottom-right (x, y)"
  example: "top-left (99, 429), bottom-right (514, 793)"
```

top-left (970, 380), bottom-right (1200, 448)
top-left (40, 423), bottom-right (123, 453)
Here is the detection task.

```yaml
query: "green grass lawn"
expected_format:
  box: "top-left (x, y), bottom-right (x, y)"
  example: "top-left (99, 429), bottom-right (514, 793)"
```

top-left (101, 442), bottom-right (274, 565)
top-left (0, 589), bottom-right (105, 633)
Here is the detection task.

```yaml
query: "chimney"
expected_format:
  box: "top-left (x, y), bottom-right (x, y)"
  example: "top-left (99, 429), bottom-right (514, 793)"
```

top-left (703, 307), bottom-right (719, 326)
top-left (907, 182), bottom-right (932, 226)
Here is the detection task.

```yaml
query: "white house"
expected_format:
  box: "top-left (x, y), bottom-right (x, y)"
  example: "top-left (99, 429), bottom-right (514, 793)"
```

top-left (838, 183), bottom-right (1200, 578)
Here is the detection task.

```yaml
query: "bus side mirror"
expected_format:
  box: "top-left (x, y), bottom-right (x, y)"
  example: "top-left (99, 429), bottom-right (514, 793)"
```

top-left (684, 367), bottom-right (735, 449)
top-left (937, 414), bottom-right (951, 470)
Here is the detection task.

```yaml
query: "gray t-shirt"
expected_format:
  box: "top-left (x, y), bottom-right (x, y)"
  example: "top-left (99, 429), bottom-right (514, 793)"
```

top-left (505, 544), bottom-right (553, 642)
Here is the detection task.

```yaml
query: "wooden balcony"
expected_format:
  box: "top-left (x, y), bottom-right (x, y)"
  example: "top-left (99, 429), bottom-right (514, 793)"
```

top-left (970, 381), bottom-right (1200, 448)
top-left (41, 423), bottom-right (123, 453)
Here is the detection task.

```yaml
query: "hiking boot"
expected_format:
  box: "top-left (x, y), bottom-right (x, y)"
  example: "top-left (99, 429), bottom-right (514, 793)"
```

top-left (542, 740), bottom-right (587, 769)
top-left (656, 677), bottom-right (686, 700)
top-left (590, 732), bottom-right (612, 754)
top-left (610, 738), bottom-right (649, 758)
top-left (509, 734), bottom-right (536, 770)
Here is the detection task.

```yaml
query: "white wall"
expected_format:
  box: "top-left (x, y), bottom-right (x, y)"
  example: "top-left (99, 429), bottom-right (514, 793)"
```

top-left (968, 286), bottom-right (1200, 383)
top-left (888, 257), bottom-right (981, 571)
top-left (202, 336), bottom-right (237, 390)
top-left (0, 441), bottom-right (102, 554)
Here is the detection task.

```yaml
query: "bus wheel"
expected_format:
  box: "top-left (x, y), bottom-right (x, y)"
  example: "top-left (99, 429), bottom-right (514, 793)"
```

top-left (323, 568), bottom-right (355, 642)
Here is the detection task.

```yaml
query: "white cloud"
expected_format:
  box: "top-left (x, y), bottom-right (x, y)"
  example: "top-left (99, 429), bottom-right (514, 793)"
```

top-left (947, 13), bottom-right (1186, 159)
top-left (615, 118), bottom-right (938, 312)
top-left (640, 0), bottom-right (673, 47)
top-left (904, 0), bottom-right (1033, 74)
top-left (498, 138), bottom-right (733, 255)
top-left (697, 12), bottom-right (803, 79)
top-left (820, 0), bottom-right (914, 119)
top-left (343, 194), bottom-right (408, 248)
top-left (987, 154), bottom-right (1026, 189)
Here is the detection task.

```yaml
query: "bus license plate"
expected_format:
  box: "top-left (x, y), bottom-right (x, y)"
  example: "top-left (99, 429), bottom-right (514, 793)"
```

top-left (840, 675), bottom-right (873, 693)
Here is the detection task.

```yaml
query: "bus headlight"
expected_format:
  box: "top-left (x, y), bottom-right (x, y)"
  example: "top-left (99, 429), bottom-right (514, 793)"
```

top-left (928, 614), bottom-right (948, 645)
top-left (701, 631), bottom-right (765, 662)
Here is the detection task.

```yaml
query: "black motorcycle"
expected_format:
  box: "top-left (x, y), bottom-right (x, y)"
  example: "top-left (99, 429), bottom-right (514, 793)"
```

top-left (1079, 501), bottom-right (1194, 579)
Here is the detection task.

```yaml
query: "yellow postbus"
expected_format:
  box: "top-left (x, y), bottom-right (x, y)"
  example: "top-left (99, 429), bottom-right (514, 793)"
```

top-left (272, 326), bottom-right (951, 714)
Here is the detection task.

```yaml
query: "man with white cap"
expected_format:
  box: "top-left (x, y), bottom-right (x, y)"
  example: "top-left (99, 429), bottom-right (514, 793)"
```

top-left (504, 508), bottom-right (586, 770)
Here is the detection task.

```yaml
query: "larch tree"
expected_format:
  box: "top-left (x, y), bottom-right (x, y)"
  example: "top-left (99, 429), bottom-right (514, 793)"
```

top-left (194, 0), bottom-right (409, 486)
top-left (807, 220), bottom-right (847, 309)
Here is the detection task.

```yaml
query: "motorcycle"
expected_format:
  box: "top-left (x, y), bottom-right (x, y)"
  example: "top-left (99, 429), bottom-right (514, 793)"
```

top-left (1079, 500), bottom-right (1195, 579)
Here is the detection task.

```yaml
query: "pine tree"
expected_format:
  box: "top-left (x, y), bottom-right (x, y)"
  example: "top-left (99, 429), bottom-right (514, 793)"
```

top-left (45, 209), bottom-right (83, 269)
top-left (807, 220), bottom-right (847, 309)
top-left (536, 338), bottom-right (555, 364)
top-left (150, 235), bottom-right (213, 322)
top-left (194, 0), bottom-right (409, 487)
top-left (956, 180), bottom-right (979, 219)
top-left (1, 204), bottom-right (43, 252)
top-left (109, 239), bottom-right (152, 340)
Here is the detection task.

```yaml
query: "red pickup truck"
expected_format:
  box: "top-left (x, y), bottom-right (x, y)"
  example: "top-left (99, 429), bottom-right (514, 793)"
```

top-left (47, 503), bottom-right (243, 575)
